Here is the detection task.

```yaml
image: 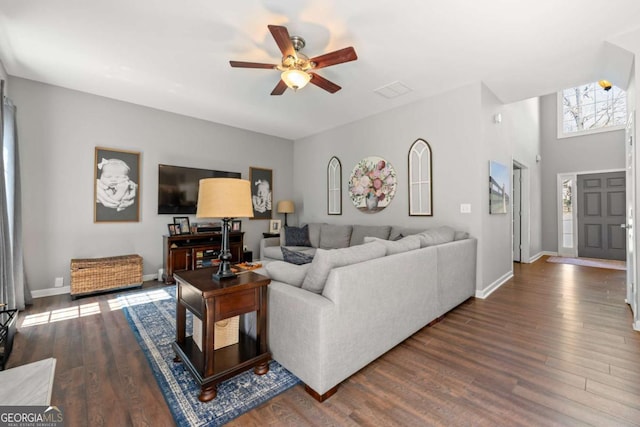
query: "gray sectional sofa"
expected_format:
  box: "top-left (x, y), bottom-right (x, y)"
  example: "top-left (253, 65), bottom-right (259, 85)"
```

top-left (257, 223), bottom-right (477, 401)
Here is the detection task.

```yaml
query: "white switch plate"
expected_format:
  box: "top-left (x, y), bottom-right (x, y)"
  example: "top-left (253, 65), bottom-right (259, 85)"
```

top-left (54, 277), bottom-right (64, 287)
top-left (460, 203), bottom-right (471, 213)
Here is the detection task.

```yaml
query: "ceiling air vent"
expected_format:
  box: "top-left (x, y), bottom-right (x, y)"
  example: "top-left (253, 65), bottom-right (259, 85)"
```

top-left (374, 81), bottom-right (412, 99)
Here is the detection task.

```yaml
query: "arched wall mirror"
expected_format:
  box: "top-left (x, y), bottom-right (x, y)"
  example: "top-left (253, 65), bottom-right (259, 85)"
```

top-left (327, 156), bottom-right (342, 215)
top-left (408, 138), bottom-right (433, 216)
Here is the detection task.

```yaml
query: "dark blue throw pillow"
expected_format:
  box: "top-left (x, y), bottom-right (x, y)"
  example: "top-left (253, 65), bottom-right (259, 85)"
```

top-left (284, 225), bottom-right (312, 247)
top-left (281, 247), bottom-right (314, 265)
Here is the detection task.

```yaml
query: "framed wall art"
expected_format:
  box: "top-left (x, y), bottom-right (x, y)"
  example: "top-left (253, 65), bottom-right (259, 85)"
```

top-left (231, 219), bottom-right (242, 232)
top-left (408, 138), bottom-right (433, 216)
top-left (348, 156), bottom-right (397, 213)
top-left (249, 167), bottom-right (272, 219)
top-left (94, 147), bottom-right (140, 222)
top-left (489, 160), bottom-right (510, 214)
top-left (327, 156), bottom-right (342, 215)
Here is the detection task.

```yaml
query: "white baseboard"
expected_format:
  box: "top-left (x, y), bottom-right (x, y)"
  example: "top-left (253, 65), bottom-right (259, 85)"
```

top-left (143, 273), bottom-right (159, 282)
top-left (528, 251), bottom-right (547, 263)
top-left (475, 271), bottom-right (513, 299)
top-left (634, 320), bottom-right (640, 332)
top-left (31, 274), bottom-right (160, 299)
top-left (31, 286), bottom-right (71, 298)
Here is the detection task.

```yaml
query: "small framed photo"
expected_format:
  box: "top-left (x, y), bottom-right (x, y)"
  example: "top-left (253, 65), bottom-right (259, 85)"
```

top-left (269, 219), bottom-right (282, 234)
top-left (231, 220), bottom-right (242, 232)
top-left (168, 224), bottom-right (178, 236)
top-left (173, 217), bottom-right (191, 235)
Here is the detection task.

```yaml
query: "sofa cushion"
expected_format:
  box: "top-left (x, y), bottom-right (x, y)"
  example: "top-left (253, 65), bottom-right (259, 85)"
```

top-left (283, 225), bottom-right (312, 247)
top-left (319, 224), bottom-right (353, 249)
top-left (417, 226), bottom-right (456, 247)
top-left (363, 235), bottom-right (421, 255)
top-left (307, 223), bottom-right (322, 248)
top-left (281, 247), bottom-right (314, 265)
top-left (265, 261), bottom-right (310, 288)
top-left (389, 226), bottom-right (425, 241)
top-left (301, 241), bottom-right (386, 294)
top-left (350, 225), bottom-right (391, 246)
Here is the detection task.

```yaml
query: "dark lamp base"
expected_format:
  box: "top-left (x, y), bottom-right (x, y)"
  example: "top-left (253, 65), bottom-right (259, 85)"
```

top-left (212, 270), bottom-right (237, 281)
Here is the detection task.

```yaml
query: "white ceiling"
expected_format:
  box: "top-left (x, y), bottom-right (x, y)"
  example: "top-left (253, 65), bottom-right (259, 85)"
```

top-left (0, 0), bottom-right (639, 140)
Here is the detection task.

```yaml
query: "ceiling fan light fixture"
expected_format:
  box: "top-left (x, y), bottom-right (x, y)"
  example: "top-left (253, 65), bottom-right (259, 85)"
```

top-left (281, 69), bottom-right (311, 91)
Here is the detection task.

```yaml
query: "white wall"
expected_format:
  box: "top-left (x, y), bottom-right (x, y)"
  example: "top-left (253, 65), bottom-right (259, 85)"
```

top-left (0, 61), bottom-right (7, 83)
top-left (10, 77), bottom-right (294, 292)
top-left (539, 93), bottom-right (625, 252)
top-left (480, 85), bottom-right (515, 287)
top-left (506, 97), bottom-right (543, 258)
top-left (294, 83), bottom-right (483, 232)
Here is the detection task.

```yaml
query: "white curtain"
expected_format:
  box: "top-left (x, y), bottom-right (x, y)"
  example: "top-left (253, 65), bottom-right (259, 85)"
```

top-left (1, 82), bottom-right (29, 309)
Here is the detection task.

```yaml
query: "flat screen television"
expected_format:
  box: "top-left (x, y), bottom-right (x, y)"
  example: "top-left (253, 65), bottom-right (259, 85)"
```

top-left (158, 164), bottom-right (241, 214)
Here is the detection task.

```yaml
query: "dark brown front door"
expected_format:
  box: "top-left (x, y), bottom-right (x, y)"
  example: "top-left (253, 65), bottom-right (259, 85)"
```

top-left (577, 172), bottom-right (626, 260)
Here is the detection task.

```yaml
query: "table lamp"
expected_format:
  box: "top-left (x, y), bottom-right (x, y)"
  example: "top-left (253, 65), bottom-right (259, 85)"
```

top-left (196, 178), bottom-right (254, 280)
top-left (277, 200), bottom-right (295, 226)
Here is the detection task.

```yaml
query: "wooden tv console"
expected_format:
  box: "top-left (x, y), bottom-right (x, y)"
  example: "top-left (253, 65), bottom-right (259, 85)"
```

top-left (162, 231), bottom-right (244, 284)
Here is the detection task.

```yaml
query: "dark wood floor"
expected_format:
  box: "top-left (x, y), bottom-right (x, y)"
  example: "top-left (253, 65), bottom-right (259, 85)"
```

top-left (7, 256), bottom-right (640, 426)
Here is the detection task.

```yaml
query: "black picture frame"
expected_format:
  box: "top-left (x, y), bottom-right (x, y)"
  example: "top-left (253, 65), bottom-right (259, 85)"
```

top-left (94, 147), bottom-right (141, 222)
top-left (249, 167), bottom-right (273, 220)
top-left (173, 216), bottom-right (191, 235)
top-left (168, 224), bottom-right (177, 236)
top-left (231, 219), bottom-right (242, 232)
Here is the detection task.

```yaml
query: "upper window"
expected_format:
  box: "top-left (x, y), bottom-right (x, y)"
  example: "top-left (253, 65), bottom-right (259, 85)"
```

top-left (558, 81), bottom-right (626, 138)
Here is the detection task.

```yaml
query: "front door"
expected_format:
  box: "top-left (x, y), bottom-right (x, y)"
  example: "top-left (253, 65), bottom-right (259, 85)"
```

top-left (577, 171), bottom-right (626, 260)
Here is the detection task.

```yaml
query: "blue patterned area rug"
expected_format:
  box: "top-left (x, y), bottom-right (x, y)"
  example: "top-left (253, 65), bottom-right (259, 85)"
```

top-left (118, 286), bottom-right (300, 426)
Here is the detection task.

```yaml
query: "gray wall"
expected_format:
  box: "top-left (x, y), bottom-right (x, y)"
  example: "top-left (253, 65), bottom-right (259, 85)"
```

top-left (540, 93), bottom-right (625, 252)
top-left (293, 83), bottom-right (541, 292)
top-left (10, 77), bottom-right (294, 292)
top-left (10, 74), bottom-right (542, 295)
top-left (293, 83), bottom-right (483, 238)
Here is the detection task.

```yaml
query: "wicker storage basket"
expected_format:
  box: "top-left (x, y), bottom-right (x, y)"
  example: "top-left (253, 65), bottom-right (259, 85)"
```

top-left (192, 315), bottom-right (240, 350)
top-left (70, 254), bottom-right (143, 298)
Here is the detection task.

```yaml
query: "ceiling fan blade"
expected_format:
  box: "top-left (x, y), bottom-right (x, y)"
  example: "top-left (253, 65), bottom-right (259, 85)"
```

top-left (310, 47), bottom-right (357, 70)
top-left (229, 61), bottom-right (276, 69)
top-left (309, 73), bottom-right (341, 93)
top-left (271, 79), bottom-right (288, 96)
top-left (268, 25), bottom-right (295, 58)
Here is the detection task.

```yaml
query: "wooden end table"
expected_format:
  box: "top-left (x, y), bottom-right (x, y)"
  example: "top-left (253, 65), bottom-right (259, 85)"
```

top-left (172, 269), bottom-right (271, 402)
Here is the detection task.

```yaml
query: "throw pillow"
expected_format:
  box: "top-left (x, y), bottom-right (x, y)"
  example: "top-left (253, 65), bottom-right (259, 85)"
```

top-left (301, 241), bottom-right (386, 294)
top-left (284, 225), bottom-right (312, 247)
top-left (363, 235), bottom-right (421, 255)
top-left (265, 261), bottom-right (310, 288)
top-left (281, 247), bottom-right (314, 265)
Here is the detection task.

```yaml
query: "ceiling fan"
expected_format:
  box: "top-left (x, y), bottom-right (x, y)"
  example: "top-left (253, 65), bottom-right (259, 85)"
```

top-left (230, 25), bottom-right (358, 95)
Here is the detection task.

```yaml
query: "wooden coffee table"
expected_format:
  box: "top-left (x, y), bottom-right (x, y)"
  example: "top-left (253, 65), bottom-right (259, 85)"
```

top-left (172, 269), bottom-right (271, 402)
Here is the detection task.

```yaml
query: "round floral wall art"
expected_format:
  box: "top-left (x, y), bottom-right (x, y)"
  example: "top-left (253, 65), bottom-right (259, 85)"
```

top-left (349, 156), bottom-right (397, 213)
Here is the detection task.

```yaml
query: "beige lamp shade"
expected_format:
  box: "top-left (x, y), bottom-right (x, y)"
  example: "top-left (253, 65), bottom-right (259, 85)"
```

top-left (277, 200), bottom-right (295, 214)
top-left (196, 178), bottom-right (254, 219)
